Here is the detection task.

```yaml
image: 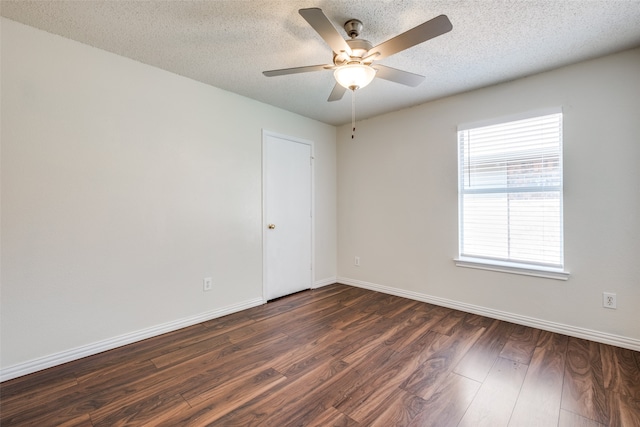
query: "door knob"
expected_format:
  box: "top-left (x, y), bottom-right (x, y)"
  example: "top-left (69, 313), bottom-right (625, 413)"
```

top-left (268, 224), bottom-right (276, 229)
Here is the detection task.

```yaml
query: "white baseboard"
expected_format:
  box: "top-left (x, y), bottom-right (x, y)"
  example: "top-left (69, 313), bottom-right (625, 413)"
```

top-left (313, 276), bottom-right (337, 289)
top-left (0, 297), bottom-right (264, 382)
top-left (337, 276), bottom-right (640, 352)
top-left (5, 279), bottom-right (637, 382)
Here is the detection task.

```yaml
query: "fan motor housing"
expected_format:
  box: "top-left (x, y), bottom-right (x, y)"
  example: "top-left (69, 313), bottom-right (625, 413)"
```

top-left (333, 38), bottom-right (374, 66)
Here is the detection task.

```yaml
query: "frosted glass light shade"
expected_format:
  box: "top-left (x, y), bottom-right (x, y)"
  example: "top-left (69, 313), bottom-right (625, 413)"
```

top-left (334, 64), bottom-right (376, 90)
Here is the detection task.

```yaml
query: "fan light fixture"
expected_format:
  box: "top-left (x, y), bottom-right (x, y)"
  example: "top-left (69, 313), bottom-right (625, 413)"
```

top-left (334, 64), bottom-right (376, 90)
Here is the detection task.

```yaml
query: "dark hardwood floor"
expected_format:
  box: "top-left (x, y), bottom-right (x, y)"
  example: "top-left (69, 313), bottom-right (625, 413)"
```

top-left (1, 284), bottom-right (639, 426)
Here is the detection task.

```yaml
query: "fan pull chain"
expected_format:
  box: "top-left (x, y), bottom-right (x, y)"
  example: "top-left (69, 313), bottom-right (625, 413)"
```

top-left (351, 89), bottom-right (356, 139)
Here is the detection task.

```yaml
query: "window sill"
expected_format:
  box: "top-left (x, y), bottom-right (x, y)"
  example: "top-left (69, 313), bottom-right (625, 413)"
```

top-left (454, 257), bottom-right (570, 281)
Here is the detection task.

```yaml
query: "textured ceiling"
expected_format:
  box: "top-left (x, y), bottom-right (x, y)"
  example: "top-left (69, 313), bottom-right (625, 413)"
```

top-left (2, 0), bottom-right (640, 126)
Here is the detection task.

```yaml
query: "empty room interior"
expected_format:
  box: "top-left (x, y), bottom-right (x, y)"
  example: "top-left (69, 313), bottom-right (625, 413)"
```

top-left (1, 1), bottom-right (639, 426)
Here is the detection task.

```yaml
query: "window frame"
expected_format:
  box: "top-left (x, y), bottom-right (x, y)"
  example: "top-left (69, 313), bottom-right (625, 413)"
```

top-left (454, 108), bottom-right (569, 280)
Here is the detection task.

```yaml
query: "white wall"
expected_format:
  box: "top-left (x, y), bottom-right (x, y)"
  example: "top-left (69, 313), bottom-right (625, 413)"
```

top-left (0, 18), bottom-right (336, 375)
top-left (338, 48), bottom-right (640, 348)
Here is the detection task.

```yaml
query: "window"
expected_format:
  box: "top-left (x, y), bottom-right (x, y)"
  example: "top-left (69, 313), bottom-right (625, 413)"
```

top-left (456, 109), bottom-right (567, 279)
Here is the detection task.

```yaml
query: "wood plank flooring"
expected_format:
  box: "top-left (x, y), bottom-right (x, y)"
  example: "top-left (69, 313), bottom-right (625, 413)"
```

top-left (1, 284), bottom-right (639, 426)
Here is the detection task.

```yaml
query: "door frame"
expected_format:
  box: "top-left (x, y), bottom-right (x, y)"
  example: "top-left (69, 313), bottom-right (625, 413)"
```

top-left (262, 129), bottom-right (315, 302)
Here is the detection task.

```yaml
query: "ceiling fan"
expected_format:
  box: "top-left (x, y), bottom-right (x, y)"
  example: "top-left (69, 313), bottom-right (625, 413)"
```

top-left (263, 7), bottom-right (453, 102)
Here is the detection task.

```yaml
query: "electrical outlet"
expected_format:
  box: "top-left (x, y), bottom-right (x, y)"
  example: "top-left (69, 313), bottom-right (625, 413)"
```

top-left (354, 256), bottom-right (360, 266)
top-left (203, 277), bottom-right (213, 292)
top-left (603, 292), bottom-right (616, 309)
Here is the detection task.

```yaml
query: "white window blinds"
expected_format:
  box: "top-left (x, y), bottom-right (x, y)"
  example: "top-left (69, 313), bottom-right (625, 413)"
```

top-left (458, 111), bottom-right (564, 269)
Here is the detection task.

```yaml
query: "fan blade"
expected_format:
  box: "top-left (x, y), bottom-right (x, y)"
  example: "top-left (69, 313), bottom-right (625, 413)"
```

top-left (327, 83), bottom-right (347, 102)
top-left (367, 15), bottom-right (452, 61)
top-left (373, 64), bottom-right (425, 87)
top-left (299, 8), bottom-right (352, 55)
top-left (263, 64), bottom-right (331, 77)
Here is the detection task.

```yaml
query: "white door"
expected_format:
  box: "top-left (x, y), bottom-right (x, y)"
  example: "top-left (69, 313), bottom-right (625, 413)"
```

top-left (263, 131), bottom-right (313, 300)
